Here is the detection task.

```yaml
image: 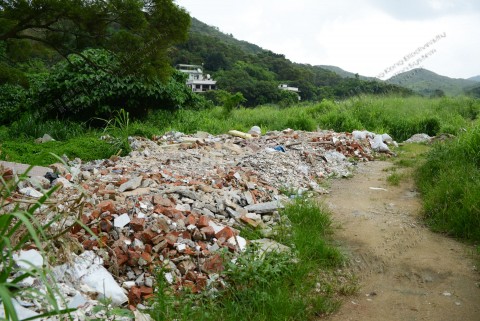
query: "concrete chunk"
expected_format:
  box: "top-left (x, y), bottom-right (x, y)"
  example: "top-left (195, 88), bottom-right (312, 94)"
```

top-left (244, 201), bottom-right (284, 214)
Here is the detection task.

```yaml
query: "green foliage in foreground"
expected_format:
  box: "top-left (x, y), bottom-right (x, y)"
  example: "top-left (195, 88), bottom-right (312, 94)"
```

top-left (0, 175), bottom-right (74, 320)
top-left (150, 198), bottom-right (347, 321)
top-left (416, 123), bottom-right (480, 241)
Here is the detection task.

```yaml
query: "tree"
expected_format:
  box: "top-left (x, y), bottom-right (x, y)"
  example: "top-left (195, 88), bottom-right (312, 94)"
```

top-left (0, 0), bottom-right (190, 79)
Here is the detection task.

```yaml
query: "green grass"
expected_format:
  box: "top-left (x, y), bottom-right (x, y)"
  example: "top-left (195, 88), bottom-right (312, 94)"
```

top-left (0, 135), bottom-right (121, 166)
top-left (149, 198), bottom-right (351, 321)
top-left (415, 122), bottom-right (480, 242)
top-left (386, 171), bottom-right (403, 186)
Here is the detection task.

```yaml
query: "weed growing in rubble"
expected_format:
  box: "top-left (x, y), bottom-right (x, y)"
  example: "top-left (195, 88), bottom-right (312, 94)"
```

top-left (0, 171), bottom-right (74, 320)
top-left (150, 198), bottom-right (348, 321)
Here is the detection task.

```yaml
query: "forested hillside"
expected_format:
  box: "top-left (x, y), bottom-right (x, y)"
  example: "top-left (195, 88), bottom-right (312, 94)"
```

top-left (170, 18), bottom-right (412, 106)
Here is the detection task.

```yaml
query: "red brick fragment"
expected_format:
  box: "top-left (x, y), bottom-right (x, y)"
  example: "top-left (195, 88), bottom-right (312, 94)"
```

top-left (185, 214), bottom-right (197, 226)
top-left (165, 232), bottom-right (178, 247)
top-left (100, 219), bottom-right (113, 232)
top-left (152, 195), bottom-right (174, 207)
top-left (202, 254), bottom-right (224, 273)
top-left (185, 270), bottom-right (197, 282)
top-left (127, 249), bottom-right (141, 266)
top-left (196, 274), bottom-right (208, 290)
top-left (200, 226), bottom-right (215, 239)
top-left (215, 226), bottom-right (235, 241)
top-left (97, 200), bottom-right (116, 214)
top-left (128, 286), bottom-right (142, 305)
top-left (114, 247), bottom-right (128, 266)
top-left (197, 215), bottom-right (210, 228)
top-left (144, 244), bottom-right (152, 254)
top-left (130, 217), bottom-right (145, 232)
top-left (140, 252), bottom-right (152, 264)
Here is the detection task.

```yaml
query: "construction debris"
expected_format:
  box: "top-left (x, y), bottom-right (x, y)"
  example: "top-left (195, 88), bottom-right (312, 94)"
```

top-left (2, 127), bottom-right (396, 319)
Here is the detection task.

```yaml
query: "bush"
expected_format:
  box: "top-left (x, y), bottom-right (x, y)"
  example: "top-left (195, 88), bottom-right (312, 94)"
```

top-left (34, 49), bottom-right (209, 121)
top-left (0, 84), bottom-right (28, 125)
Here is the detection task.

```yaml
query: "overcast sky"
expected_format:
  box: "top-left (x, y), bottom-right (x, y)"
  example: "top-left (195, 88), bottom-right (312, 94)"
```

top-left (175, 0), bottom-right (480, 79)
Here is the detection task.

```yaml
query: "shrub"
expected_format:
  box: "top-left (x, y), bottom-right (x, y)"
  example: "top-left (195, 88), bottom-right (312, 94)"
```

top-left (0, 84), bottom-right (27, 125)
top-left (34, 49), bottom-right (209, 121)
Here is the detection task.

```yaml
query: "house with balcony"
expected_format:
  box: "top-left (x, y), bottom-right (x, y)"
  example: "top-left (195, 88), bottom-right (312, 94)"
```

top-left (176, 64), bottom-right (217, 92)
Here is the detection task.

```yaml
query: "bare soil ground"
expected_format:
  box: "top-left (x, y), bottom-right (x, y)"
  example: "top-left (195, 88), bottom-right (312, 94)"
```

top-left (322, 161), bottom-right (480, 321)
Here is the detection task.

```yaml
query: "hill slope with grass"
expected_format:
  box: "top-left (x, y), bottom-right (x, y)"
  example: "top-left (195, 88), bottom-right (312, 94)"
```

top-left (386, 68), bottom-right (477, 96)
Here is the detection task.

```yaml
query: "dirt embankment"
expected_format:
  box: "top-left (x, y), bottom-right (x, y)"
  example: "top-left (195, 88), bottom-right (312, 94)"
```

top-left (322, 161), bottom-right (480, 321)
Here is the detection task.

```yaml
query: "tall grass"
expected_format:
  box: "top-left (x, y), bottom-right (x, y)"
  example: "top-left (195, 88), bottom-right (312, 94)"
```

top-left (415, 122), bottom-right (480, 241)
top-left (145, 95), bottom-right (480, 142)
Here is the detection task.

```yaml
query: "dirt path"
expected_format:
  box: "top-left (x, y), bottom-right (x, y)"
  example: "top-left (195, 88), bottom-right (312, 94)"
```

top-left (322, 161), bottom-right (480, 321)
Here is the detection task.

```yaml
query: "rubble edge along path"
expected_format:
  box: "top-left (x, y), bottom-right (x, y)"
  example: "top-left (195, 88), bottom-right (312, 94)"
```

top-left (322, 161), bottom-right (480, 321)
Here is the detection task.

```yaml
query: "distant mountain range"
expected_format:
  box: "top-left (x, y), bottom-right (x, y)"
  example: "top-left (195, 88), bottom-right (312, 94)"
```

top-left (468, 75), bottom-right (480, 82)
top-left (385, 68), bottom-right (478, 96)
top-left (321, 65), bottom-right (480, 96)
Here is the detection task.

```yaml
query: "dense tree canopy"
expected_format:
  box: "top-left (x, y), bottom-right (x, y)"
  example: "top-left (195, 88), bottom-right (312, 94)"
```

top-left (0, 0), bottom-right (190, 79)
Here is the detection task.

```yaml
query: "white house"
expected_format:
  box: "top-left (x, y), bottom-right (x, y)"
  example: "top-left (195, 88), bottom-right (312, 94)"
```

top-left (278, 84), bottom-right (301, 100)
top-left (176, 64), bottom-right (217, 92)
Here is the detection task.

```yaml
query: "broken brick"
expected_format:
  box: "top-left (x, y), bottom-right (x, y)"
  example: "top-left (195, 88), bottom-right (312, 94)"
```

top-left (152, 194), bottom-right (174, 207)
top-left (215, 226), bottom-right (235, 240)
top-left (200, 226), bottom-right (215, 239)
top-left (197, 215), bottom-right (210, 228)
top-left (130, 217), bottom-right (145, 232)
top-left (97, 200), bottom-right (116, 214)
top-left (128, 286), bottom-right (142, 305)
top-left (202, 254), bottom-right (224, 273)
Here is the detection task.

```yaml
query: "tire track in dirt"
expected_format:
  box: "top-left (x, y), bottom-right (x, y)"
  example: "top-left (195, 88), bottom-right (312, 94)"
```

top-left (322, 161), bottom-right (480, 321)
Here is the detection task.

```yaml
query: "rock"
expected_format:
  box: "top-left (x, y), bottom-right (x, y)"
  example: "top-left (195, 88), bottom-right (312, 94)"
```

top-left (250, 238), bottom-right (291, 255)
top-left (68, 293), bottom-right (89, 309)
top-left (152, 194), bottom-right (174, 207)
top-left (13, 249), bottom-right (43, 269)
top-left (227, 236), bottom-right (247, 251)
top-left (53, 177), bottom-right (73, 188)
top-left (244, 201), bottom-right (284, 214)
top-left (35, 133), bottom-right (55, 144)
top-left (119, 176), bottom-right (143, 192)
top-left (27, 176), bottom-right (51, 189)
top-left (0, 299), bottom-right (39, 319)
top-left (404, 133), bottom-right (432, 144)
top-left (53, 251), bottom-right (128, 306)
top-left (19, 187), bottom-right (44, 198)
top-left (114, 214), bottom-right (131, 228)
top-left (248, 126), bottom-right (262, 136)
top-left (49, 163), bottom-right (68, 175)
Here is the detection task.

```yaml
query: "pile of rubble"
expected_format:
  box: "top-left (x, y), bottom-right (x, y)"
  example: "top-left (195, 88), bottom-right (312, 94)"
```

top-left (1, 127), bottom-right (396, 319)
